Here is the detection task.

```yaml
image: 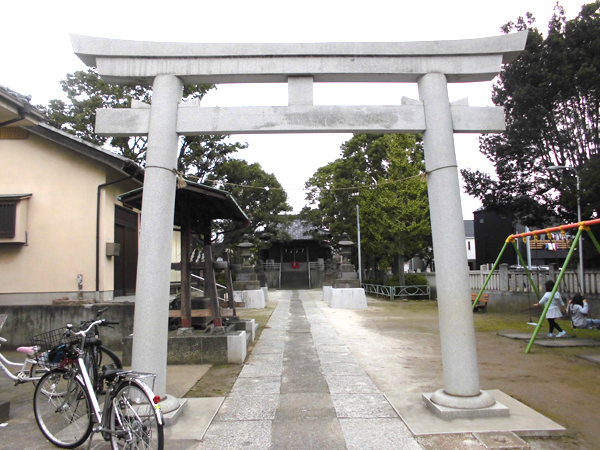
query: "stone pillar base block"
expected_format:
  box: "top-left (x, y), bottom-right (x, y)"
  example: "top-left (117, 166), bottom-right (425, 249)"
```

top-left (160, 395), bottom-right (188, 426)
top-left (422, 390), bottom-right (509, 420)
top-left (323, 286), bottom-right (332, 304)
top-left (234, 290), bottom-right (266, 309)
top-left (329, 288), bottom-right (367, 309)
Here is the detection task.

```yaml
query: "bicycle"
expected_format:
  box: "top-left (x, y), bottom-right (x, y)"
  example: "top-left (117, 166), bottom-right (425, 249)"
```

top-left (78, 307), bottom-right (123, 394)
top-left (31, 319), bottom-right (164, 449)
top-left (0, 314), bottom-right (47, 385)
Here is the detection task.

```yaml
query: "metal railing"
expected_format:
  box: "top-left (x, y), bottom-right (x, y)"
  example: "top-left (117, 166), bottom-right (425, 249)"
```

top-left (362, 284), bottom-right (430, 300)
top-left (191, 274), bottom-right (228, 302)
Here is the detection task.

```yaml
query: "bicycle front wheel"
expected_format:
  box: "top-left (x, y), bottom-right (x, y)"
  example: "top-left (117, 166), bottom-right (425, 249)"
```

top-left (98, 345), bottom-right (123, 370)
top-left (28, 362), bottom-right (48, 387)
top-left (110, 382), bottom-right (163, 450)
top-left (33, 369), bottom-right (93, 448)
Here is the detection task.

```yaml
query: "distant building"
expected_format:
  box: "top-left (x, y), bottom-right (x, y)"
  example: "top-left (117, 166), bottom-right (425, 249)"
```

top-left (464, 220), bottom-right (476, 270)
top-left (259, 218), bottom-right (332, 289)
top-left (473, 208), bottom-right (571, 270)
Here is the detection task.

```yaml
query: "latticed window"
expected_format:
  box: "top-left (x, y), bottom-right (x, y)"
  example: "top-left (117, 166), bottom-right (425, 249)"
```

top-left (0, 203), bottom-right (16, 238)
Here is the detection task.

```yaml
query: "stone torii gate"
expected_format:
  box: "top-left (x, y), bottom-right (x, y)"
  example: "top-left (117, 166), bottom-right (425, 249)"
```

top-left (71, 32), bottom-right (527, 416)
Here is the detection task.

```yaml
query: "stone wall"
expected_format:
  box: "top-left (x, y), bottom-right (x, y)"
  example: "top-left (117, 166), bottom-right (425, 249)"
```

top-left (0, 303), bottom-right (134, 351)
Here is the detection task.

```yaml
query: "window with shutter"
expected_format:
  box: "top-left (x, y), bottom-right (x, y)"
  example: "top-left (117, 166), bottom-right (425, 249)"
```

top-left (0, 203), bottom-right (16, 238)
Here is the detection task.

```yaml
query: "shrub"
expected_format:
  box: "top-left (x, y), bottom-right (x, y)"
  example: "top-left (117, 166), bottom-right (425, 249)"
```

top-left (385, 275), bottom-right (400, 286)
top-left (404, 273), bottom-right (428, 286)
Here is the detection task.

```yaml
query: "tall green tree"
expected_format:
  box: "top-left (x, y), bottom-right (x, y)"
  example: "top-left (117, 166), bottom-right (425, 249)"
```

top-left (302, 133), bottom-right (431, 280)
top-left (359, 135), bottom-right (431, 283)
top-left (43, 69), bottom-right (247, 181)
top-left (207, 159), bottom-right (292, 253)
top-left (461, 2), bottom-right (600, 227)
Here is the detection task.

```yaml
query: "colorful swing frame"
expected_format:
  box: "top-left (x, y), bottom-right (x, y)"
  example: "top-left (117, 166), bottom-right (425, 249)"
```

top-left (470, 218), bottom-right (600, 353)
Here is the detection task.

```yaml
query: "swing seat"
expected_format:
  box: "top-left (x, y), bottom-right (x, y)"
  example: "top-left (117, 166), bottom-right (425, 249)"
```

top-left (471, 293), bottom-right (489, 312)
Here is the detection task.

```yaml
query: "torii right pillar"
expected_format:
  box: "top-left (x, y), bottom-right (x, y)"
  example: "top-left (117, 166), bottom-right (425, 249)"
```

top-left (418, 73), bottom-right (504, 417)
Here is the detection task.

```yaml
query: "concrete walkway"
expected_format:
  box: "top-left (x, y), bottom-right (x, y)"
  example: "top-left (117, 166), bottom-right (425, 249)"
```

top-left (194, 289), bottom-right (422, 450)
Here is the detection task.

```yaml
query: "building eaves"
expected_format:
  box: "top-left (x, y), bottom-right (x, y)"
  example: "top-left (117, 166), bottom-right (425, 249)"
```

top-left (0, 85), bottom-right (47, 126)
top-left (26, 123), bottom-right (144, 182)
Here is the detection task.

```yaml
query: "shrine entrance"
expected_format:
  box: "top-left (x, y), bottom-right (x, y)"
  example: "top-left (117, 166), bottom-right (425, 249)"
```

top-left (71, 31), bottom-right (527, 416)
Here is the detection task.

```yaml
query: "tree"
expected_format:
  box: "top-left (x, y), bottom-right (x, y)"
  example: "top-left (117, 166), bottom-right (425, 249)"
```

top-left (302, 133), bottom-right (431, 281)
top-left (207, 159), bottom-right (292, 253)
top-left (358, 135), bottom-right (431, 283)
top-left (43, 69), bottom-right (247, 181)
top-left (461, 2), bottom-right (600, 228)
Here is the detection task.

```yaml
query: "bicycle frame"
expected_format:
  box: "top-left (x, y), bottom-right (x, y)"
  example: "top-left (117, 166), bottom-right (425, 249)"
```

top-left (0, 351), bottom-right (39, 383)
top-left (70, 321), bottom-right (164, 433)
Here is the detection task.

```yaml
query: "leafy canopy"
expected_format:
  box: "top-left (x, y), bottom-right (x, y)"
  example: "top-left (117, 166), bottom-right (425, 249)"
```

top-left (207, 159), bottom-right (292, 248)
top-left (44, 69), bottom-right (247, 181)
top-left (461, 2), bottom-right (600, 227)
top-left (302, 133), bottom-right (431, 276)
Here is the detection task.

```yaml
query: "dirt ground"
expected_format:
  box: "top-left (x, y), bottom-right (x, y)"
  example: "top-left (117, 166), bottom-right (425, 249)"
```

top-left (318, 297), bottom-right (600, 450)
top-left (190, 292), bottom-right (600, 450)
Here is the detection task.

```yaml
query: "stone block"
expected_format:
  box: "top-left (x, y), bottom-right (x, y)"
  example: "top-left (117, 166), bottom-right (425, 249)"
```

top-left (234, 290), bottom-right (266, 309)
top-left (329, 288), bottom-right (367, 309)
top-left (323, 286), bottom-right (332, 305)
top-left (227, 331), bottom-right (247, 363)
top-left (339, 272), bottom-right (358, 280)
top-left (422, 392), bottom-right (510, 419)
top-left (332, 279), bottom-right (361, 288)
top-left (233, 280), bottom-right (261, 290)
top-left (236, 273), bottom-right (258, 282)
top-left (121, 328), bottom-right (246, 365)
top-left (228, 318), bottom-right (257, 342)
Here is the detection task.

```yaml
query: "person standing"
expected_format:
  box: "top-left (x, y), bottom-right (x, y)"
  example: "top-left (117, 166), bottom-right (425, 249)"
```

top-left (568, 293), bottom-right (600, 329)
top-left (534, 280), bottom-right (566, 337)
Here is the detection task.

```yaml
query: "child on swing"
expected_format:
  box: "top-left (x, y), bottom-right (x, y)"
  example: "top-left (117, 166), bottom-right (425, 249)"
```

top-left (533, 280), bottom-right (566, 337)
top-left (568, 293), bottom-right (600, 330)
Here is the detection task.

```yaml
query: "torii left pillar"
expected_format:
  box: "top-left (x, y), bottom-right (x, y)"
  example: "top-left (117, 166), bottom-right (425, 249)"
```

top-left (131, 74), bottom-right (182, 400)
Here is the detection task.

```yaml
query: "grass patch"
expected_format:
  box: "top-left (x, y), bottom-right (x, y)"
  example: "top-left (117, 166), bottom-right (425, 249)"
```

top-left (184, 300), bottom-right (277, 398)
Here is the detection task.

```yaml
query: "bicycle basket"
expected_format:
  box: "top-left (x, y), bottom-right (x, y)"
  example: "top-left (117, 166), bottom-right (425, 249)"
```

top-left (30, 327), bottom-right (80, 369)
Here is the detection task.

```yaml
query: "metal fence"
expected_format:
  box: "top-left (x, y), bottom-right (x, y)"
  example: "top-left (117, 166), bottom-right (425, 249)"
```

top-left (362, 284), bottom-right (430, 301)
top-left (469, 266), bottom-right (600, 296)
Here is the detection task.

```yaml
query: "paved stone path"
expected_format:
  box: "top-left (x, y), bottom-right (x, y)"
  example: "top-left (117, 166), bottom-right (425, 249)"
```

top-left (195, 290), bottom-right (422, 450)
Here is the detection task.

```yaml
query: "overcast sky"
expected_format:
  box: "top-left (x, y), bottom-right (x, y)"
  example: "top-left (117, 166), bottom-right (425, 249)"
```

top-left (2, 0), bottom-right (587, 218)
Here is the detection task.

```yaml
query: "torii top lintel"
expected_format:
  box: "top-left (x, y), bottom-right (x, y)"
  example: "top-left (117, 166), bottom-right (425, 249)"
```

top-left (72, 33), bottom-right (527, 136)
top-left (71, 32), bottom-right (527, 85)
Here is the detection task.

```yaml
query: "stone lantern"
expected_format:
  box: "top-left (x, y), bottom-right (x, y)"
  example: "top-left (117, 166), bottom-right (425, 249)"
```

top-left (337, 233), bottom-right (354, 265)
top-left (333, 233), bottom-right (360, 289)
top-left (237, 234), bottom-right (254, 267)
top-left (325, 232), bottom-right (366, 310)
top-left (233, 235), bottom-right (261, 294)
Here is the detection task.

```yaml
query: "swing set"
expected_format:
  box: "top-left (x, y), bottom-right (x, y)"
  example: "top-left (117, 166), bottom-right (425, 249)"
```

top-left (470, 218), bottom-right (600, 353)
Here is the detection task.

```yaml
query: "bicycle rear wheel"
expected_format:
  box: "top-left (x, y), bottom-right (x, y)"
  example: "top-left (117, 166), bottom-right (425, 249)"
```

top-left (109, 382), bottom-right (163, 450)
top-left (33, 369), bottom-right (93, 449)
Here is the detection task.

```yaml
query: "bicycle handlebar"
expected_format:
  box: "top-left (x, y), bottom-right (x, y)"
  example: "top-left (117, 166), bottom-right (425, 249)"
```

top-left (67, 319), bottom-right (119, 339)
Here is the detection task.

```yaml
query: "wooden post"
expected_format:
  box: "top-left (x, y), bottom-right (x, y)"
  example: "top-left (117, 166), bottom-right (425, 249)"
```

top-left (223, 252), bottom-right (236, 316)
top-left (180, 218), bottom-right (192, 328)
top-left (203, 222), bottom-right (222, 327)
